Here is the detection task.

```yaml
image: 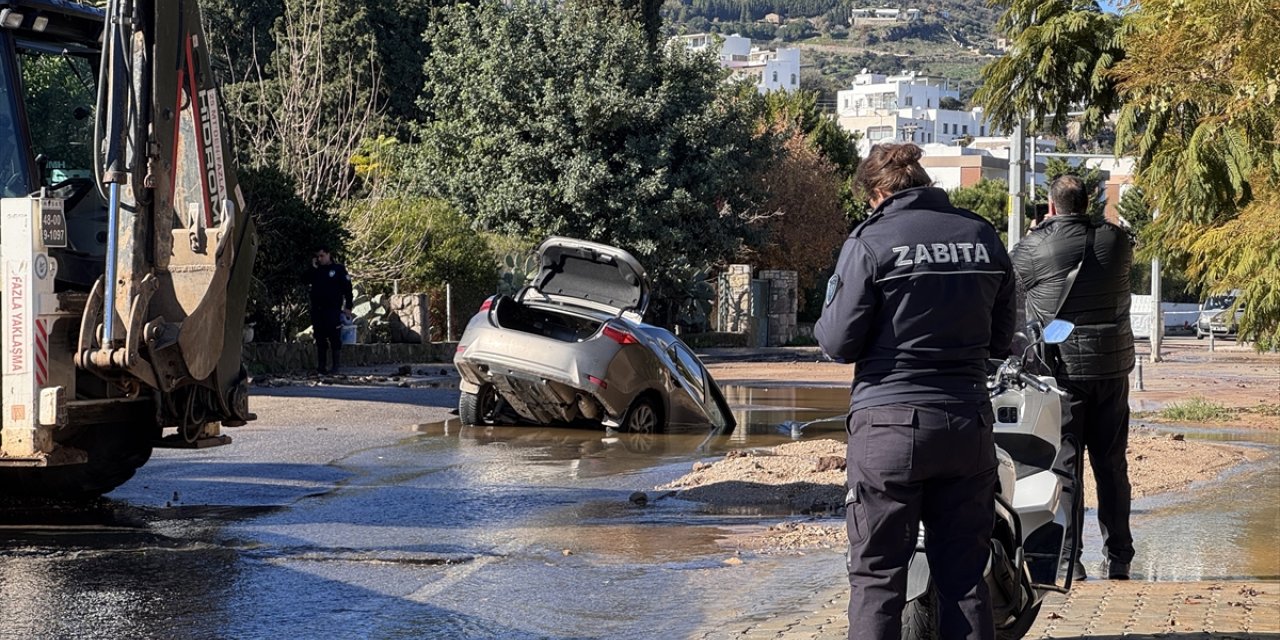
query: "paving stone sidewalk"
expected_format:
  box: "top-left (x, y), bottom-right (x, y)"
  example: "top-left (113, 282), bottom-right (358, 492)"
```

top-left (700, 580), bottom-right (1280, 640)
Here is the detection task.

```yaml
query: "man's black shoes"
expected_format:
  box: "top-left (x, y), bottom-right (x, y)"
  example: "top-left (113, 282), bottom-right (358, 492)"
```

top-left (1102, 558), bottom-right (1131, 580)
top-left (1062, 559), bottom-right (1087, 582)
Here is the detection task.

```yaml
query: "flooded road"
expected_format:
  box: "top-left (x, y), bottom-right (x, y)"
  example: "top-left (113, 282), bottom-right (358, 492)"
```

top-left (0, 383), bottom-right (1275, 638)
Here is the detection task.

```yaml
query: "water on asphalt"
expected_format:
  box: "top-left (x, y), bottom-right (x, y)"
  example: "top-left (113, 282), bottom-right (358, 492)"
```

top-left (0, 384), bottom-right (1275, 638)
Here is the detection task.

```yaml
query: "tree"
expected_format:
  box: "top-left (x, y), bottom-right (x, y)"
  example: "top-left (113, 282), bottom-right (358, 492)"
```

top-left (749, 132), bottom-right (849, 291)
top-left (414, 0), bottom-right (772, 323)
top-left (220, 0), bottom-right (381, 207)
top-left (239, 166), bottom-right (347, 342)
top-left (342, 196), bottom-right (496, 339)
top-left (570, 0), bottom-right (665, 49)
top-left (203, 0), bottom-right (450, 134)
top-left (975, 0), bottom-right (1124, 136)
top-left (1111, 0), bottom-right (1279, 348)
top-left (1117, 186), bottom-right (1195, 303)
top-left (760, 89), bottom-right (866, 222)
top-left (949, 178), bottom-right (1008, 238)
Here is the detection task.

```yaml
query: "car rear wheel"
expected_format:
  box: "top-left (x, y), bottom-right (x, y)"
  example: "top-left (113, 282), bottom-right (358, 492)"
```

top-left (459, 384), bottom-right (499, 426)
top-left (623, 397), bottom-right (661, 434)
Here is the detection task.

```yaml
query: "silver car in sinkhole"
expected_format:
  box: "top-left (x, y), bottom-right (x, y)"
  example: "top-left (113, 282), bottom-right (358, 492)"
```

top-left (453, 237), bottom-right (735, 435)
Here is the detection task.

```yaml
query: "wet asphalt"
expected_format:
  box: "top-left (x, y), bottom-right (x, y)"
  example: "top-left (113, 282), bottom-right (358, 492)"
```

top-left (0, 382), bottom-right (1275, 639)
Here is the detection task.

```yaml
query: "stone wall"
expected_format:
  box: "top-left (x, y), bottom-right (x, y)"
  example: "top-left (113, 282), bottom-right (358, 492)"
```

top-left (387, 293), bottom-right (430, 344)
top-left (716, 264), bottom-right (754, 334)
top-left (713, 265), bottom-right (798, 347)
top-left (243, 342), bottom-right (458, 375)
top-left (758, 270), bottom-right (798, 347)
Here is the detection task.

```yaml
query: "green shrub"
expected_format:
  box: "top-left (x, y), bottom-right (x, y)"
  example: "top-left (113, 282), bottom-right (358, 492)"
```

top-left (342, 197), bottom-right (497, 339)
top-left (1159, 397), bottom-right (1231, 422)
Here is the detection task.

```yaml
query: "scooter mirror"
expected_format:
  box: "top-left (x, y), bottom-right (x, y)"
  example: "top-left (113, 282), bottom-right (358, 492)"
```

top-left (1044, 319), bottom-right (1075, 344)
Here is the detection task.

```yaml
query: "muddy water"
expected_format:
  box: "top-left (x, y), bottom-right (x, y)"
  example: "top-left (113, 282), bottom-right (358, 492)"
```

top-left (1, 384), bottom-right (1274, 639)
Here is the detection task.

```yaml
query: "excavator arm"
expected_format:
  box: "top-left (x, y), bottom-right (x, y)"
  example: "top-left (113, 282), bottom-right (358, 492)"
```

top-left (0, 0), bottom-right (256, 496)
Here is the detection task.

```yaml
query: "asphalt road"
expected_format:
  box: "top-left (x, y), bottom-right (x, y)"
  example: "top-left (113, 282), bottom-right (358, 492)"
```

top-left (1, 364), bottom-right (1273, 639)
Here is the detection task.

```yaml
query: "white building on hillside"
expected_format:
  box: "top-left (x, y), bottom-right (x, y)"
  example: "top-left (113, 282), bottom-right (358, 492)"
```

top-left (850, 7), bottom-right (921, 24)
top-left (674, 33), bottom-right (800, 93)
top-left (835, 71), bottom-right (1002, 153)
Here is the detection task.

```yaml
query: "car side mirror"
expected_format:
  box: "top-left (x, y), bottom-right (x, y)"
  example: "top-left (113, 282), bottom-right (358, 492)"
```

top-left (1044, 319), bottom-right (1075, 344)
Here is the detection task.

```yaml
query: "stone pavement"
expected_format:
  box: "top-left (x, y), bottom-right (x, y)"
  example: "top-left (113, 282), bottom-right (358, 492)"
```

top-left (700, 580), bottom-right (1280, 640)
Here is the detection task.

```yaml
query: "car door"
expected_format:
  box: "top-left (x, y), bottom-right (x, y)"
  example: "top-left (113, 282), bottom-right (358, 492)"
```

top-left (665, 342), bottom-right (735, 430)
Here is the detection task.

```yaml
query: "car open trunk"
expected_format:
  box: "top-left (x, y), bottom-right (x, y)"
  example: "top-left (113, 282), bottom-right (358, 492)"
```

top-left (489, 295), bottom-right (603, 343)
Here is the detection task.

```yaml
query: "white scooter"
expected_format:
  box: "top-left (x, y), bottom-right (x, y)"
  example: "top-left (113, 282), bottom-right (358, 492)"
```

top-left (902, 319), bottom-right (1080, 640)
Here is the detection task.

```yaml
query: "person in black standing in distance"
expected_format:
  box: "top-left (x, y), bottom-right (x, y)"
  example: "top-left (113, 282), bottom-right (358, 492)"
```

top-left (816, 143), bottom-right (1016, 640)
top-left (305, 247), bottom-right (354, 375)
top-left (1010, 175), bottom-right (1135, 581)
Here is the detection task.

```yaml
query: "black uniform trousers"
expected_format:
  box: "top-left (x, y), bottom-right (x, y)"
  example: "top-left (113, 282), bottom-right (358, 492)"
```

top-left (846, 402), bottom-right (997, 640)
top-left (1055, 376), bottom-right (1134, 565)
top-left (311, 309), bottom-right (343, 372)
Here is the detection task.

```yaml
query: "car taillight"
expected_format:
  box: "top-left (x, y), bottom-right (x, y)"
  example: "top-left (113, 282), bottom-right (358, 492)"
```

top-left (456, 345), bottom-right (466, 353)
top-left (601, 323), bottom-right (638, 345)
top-left (588, 375), bottom-right (608, 389)
top-left (478, 296), bottom-right (494, 312)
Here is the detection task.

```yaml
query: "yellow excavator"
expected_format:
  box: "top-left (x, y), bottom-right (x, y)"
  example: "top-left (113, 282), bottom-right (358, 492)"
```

top-left (1, 0), bottom-right (256, 497)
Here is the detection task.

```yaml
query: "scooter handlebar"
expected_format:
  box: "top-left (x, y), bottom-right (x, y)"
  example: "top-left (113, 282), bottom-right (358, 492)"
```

top-left (1018, 370), bottom-right (1052, 393)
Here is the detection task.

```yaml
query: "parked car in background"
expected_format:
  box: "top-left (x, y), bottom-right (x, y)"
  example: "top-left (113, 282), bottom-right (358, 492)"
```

top-left (1197, 291), bottom-right (1244, 339)
top-left (454, 237), bottom-right (735, 434)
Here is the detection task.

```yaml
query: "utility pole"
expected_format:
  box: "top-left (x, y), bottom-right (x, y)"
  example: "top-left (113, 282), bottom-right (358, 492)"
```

top-left (1007, 119), bottom-right (1029, 250)
top-left (1150, 208), bottom-right (1163, 362)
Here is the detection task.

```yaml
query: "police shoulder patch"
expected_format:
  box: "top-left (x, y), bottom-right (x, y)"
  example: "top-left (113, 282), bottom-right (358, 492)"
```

top-left (824, 274), bottom-right (841, 306)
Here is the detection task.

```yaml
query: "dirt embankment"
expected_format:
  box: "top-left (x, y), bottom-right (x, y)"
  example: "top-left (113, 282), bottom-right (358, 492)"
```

top-left (662, 431), bottom-right (1266, 553)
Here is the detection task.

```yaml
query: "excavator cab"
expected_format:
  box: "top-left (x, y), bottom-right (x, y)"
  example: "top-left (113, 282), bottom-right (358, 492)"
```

top-left (0, 0), bottom-right (256, 497)
top-left (2, 4), bottom-right (104, 288)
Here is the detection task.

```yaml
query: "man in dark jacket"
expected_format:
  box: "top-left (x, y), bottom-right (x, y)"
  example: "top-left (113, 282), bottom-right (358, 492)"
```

top-left (305, 247), bottom-right (354, 374)
top-left (1010, 174), bottom-right (1135, 581)
top-left (818, 143), bottom-right (1016, 640)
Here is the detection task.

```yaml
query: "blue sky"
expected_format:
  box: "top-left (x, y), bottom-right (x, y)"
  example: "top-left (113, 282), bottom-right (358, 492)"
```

top-left (1098, 0), bottom-right (1125, 12)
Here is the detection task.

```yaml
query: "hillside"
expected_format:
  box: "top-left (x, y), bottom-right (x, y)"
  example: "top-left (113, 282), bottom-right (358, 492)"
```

top-left (662, 0), bottom-right (1005, 104)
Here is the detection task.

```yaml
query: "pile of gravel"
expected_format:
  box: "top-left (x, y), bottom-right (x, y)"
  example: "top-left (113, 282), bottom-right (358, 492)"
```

top-left (659, 440), bottom-right (848, 512)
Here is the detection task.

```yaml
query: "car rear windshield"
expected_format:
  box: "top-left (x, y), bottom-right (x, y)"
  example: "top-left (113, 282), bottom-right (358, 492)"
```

top-left (1203, 296), bottom-right (1236, 311)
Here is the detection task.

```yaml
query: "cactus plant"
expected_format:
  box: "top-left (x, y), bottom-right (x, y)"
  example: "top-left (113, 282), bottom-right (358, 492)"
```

top-left (497, 251), bottom-right (539, 297)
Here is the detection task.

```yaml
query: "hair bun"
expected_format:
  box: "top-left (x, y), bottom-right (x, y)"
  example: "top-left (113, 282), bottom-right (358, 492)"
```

top-left (886, 143), bottom-right (923, 166)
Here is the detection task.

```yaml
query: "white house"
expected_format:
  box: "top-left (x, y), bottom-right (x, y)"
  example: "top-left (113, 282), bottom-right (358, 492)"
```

top-left (915, 140), bottom-right (1054, 191)
top-left (835, 71), bottom-right (1002, 153)
top-left (673, 33), bottom-right (800, 93)
top-left (850, 7), bottom-right (921, 24)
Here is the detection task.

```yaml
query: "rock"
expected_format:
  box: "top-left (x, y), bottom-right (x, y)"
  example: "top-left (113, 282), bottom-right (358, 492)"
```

top-left (726, 450), bottom-right (749, 459)
top-left (398, 381), bottom-right (410, 388)
top-left (815, 456), bottom-right (846, 472)
top-left (561, 549), bottom-right (573, 556)
top-left (723, 556), bottom-right (744, 566)
top-left (692, 462), bottom-right (710, 472)
top-left (629, 491), bottom-right (648, 506)
top-left (397, 364), bottom-right (412, 376)
top-left (1168, 433), bottom-right (1186, 441)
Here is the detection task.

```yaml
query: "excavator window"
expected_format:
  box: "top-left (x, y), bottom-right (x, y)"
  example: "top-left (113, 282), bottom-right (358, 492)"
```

top-left (0, 34), bottom-right (30, 198)
top-left (16, 48), bottom-right (95, 186)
